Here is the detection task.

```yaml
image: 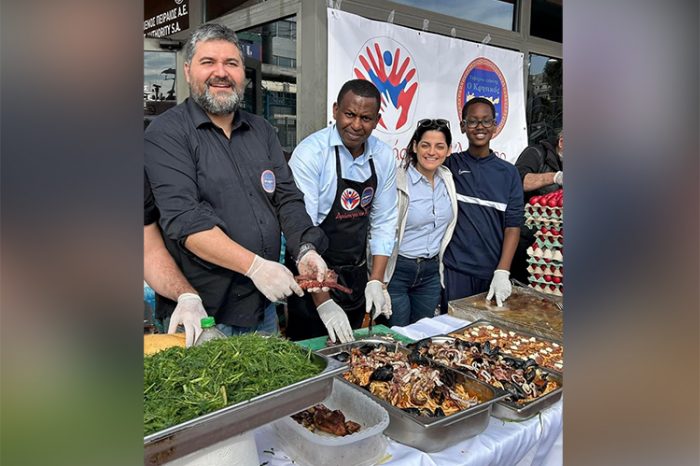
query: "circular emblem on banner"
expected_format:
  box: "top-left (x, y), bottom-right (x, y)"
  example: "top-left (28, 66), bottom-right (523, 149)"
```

top-left (456, 57), bottom-right (509, 138)
top-left (360, 187), bottom-right (374, 208)
top-left (340, 188), bottom-right (361, 211)
top-left (352, 36), bottom-right (419, 135)
top-left (260, 170), bottom-right (276, 193)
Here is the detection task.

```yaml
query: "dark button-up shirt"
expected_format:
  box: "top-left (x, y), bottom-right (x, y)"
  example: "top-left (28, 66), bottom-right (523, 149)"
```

top-left (144, 98), bottom-right (327, 326)
top-left (144, 173), bottom-right (158, 226)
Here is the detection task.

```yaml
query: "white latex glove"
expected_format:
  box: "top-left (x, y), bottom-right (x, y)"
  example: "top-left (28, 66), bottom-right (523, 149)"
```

top-left (167, 293), bottom-right (208, 347)
top-left (365, 280), bottom-right (392, 319)
top-left (245, 254), bottom-right (303, 302)
top-left (382, 288), bottom-right (393, 317)
top-left (553, 171), bottom-right (563, 186)
top-left (379, 89), bottom-right (401, 131)
top-left (317, 299), bottom-right (354, 344)
top-left (297, 250), bottom-right (329, 292)
top-left (486, 270), bottom-right (512, 307)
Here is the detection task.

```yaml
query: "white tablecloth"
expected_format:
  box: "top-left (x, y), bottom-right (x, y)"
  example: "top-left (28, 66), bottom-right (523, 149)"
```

top-left (253, 315), bottom-right (563, 466)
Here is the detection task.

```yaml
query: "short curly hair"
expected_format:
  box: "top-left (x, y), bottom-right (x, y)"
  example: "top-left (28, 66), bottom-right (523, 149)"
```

top-left (184, 23), bottom-right (244, 65)
top-left (461, 97), bottom-right (496, 120)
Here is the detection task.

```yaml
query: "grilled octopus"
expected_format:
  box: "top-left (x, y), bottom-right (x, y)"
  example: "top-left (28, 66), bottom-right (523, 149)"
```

top-left (295, 269), bottom-right (352, 294)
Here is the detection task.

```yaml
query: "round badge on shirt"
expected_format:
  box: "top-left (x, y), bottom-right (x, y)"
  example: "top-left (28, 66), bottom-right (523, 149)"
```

top-left (260, 170), bottom-right (276, 193)
top-left (360, 187), bottom-right (374, 208)
top-left (340, 188), bottom-right (360, 211)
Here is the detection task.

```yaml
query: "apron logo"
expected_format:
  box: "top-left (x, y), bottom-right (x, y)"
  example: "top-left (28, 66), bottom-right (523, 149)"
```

top-left (260, 170), bottom-right (276, 193)
top-left (360, 187), bottom-right (374, 208)
top-left (340, 188), bottom-right (360, 211)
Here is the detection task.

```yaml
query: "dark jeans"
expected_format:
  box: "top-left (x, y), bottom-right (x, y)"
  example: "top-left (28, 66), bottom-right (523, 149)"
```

top-left (387, 255), bottom-right (441, 327)
top-left (511, 226), bottom-right (536, 284)
top-left (439, 267), bottom-right (492, 313)
top-left (217, 302), bottom-right (279, 336)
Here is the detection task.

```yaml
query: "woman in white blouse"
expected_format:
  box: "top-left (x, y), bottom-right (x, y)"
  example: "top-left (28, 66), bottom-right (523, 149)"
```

top-left (383, 119), bottom-right (458, 326)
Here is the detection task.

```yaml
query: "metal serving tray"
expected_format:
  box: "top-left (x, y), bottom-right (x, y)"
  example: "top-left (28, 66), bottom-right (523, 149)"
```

top-left (318, 339), bottom-right (505, 452)
top-left (143, 351), bottom-right (347, 466)
top-left (491, 376), bottom-right (563, 420)
top-left (418, 336), bottom-right (563, 421)
top-left (448, 284), bottom-right (563, 341)
top-left (448, 319), bottom-right (564, 373)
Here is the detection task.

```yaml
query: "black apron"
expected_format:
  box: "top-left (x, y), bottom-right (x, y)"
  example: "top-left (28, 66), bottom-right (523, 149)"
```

top-left (286, 147), bottom-right (378, 341)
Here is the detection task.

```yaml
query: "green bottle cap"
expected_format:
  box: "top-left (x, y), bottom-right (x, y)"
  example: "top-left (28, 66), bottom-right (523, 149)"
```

top-left (200, 316), bottom-right (215, 328)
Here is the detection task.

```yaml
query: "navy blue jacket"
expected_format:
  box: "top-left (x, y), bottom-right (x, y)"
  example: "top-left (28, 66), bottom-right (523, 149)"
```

top-left (443, 150), bottom-right (524, 279)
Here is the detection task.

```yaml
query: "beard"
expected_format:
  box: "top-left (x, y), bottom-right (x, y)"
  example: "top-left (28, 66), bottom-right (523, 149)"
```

top-left (190, 77), bottom-right (244, 116)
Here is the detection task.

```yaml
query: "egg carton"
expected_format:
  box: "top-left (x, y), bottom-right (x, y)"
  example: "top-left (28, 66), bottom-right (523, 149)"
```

top-left (528, 273), bottom-right (563, 285)
top-left (534, 229), bottom-right (563, 240)
top-left (525, 204), bottom-right (563, 217)
top-left (534, 237), bottom-right (563, 249)
top-left (526, 256), bottom-right (563, 268)
top-left (527, 263), bottom-right (563, 277)
top-left (529, 281), bottom-right (563, 297)
top-left (525, 216), bottom-right (563, 228)
top-left (526, 245), bottom-right (563, 262)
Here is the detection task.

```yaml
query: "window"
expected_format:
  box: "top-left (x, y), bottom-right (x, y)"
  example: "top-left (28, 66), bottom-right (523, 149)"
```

top-left (388, 0), bottom-right (516, 30)
top-left (273, 56), bottom-right (296, 68)
top-left (530, 0), bottom-right (562, 43)
top-left (239, 18), bottom-right (298, 151)
top-left (238, 17), bottom-right (296, 69)
top-left (526, 54), bottom-right (562, 144)
top-left (144, 51), bottom-right (177, 122)
top-left (274, 20), bottom-right (296, 40)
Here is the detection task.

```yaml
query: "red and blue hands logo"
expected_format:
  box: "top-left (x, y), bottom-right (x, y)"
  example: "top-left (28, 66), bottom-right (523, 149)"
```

top-left (340, 188), bottom-right (361, 211)
top-left (353, 38), bottom-right (418, 133)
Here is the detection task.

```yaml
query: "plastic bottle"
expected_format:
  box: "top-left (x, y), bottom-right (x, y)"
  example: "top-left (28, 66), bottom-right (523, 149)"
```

top-left (194, 316), bottom-right (227, 346)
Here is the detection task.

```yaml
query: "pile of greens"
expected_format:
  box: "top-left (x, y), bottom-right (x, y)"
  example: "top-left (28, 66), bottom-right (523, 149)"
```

top-left (144, 334), bottom-right (321, 435)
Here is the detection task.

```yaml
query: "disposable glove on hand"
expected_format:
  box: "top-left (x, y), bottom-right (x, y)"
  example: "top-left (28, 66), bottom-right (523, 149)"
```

top-left (486, 269), bottom-right (512, 307)
top-left (245, 254), bottom-right (304, 302)
top-left (297, 250), bottom-right (329, 292)
top-left (167, 293), bottom-right (208, 347)
top-left (382, 288), bottom-right (393, 318)
top-left (317, 299), bottom-right (354, 344)
top-left (553, 171), bottom-right (563, 186)
top-left (365, 280), bottom-right (392, 319)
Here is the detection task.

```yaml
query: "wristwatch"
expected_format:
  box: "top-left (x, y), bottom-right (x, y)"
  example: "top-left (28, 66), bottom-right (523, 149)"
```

top-left (295, 242), bottom-right (317, 265)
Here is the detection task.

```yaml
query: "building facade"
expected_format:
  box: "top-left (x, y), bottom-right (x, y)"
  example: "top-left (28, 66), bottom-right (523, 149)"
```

top-left (144, 0), bottom-right (562, 151)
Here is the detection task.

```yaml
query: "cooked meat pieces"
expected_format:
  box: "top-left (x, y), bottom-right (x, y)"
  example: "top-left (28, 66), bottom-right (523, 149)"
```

top-left (313, 406), bottom-right (351, 436)
top-left (291, 404), bottom-right (361, 436)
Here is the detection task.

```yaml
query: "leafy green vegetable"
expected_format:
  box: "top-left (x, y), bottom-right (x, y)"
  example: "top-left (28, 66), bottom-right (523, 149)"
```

top-left (144, 334), bottom-right (321, 435)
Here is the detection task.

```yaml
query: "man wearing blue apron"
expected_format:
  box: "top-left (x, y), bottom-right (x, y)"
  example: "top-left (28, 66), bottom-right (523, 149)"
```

top-left (287, 79), bottom-right (398, 343)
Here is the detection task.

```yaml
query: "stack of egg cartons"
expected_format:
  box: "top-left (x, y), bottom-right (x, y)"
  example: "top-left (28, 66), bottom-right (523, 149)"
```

top-left (524, 189), bottom-right (563, 296)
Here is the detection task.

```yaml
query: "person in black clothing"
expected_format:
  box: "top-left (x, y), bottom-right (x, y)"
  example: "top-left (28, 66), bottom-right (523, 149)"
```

top-left (144, 174), bottom-right (207, 346)
top-left (511, 130), bottom-right (564, 284)
top-left (144, 23), bottom-right (329, 335)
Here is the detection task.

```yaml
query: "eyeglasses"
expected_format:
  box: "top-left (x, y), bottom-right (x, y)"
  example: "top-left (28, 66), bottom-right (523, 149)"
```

top-left (462, 118), bottom-right (495, 128)
top-left (417, 118), bottom-right (450, 129)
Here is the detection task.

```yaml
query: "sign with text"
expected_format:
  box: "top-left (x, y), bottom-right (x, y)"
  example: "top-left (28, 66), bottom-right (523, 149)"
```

top-left (144, 0), bottom-right (189, 38)
top-left (327, 9), bottom-right (527, 163)
top-left (240, 40), bottom-right (263, 61)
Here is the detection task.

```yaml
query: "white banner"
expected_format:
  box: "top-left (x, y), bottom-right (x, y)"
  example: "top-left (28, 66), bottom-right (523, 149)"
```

top-left (327, 8), bottom-right (528, 164)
